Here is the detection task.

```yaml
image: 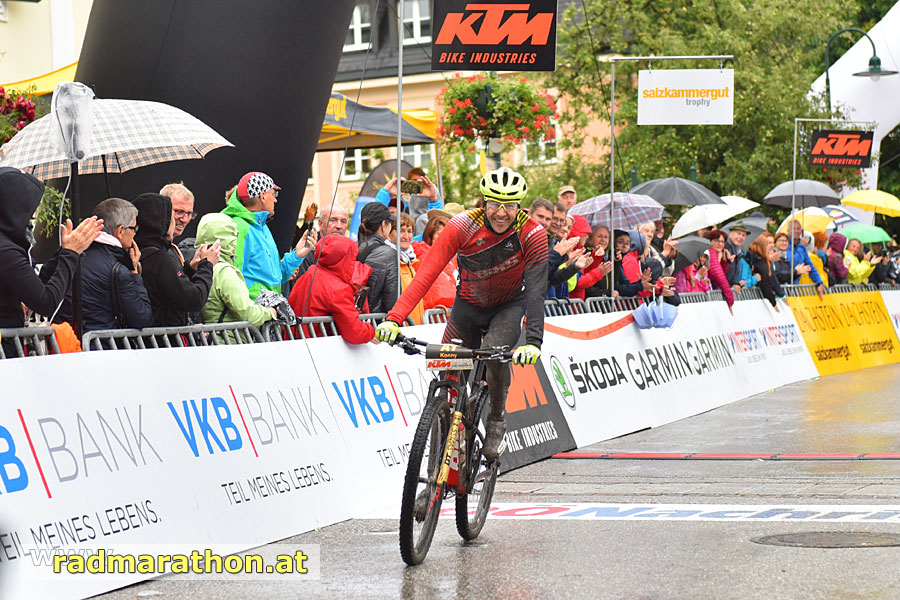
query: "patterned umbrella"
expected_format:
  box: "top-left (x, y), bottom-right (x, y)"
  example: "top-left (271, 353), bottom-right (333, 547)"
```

top-left (568, 193), bottom-right (664, 229)
top-left (0, 99), bottom-right (232, 180)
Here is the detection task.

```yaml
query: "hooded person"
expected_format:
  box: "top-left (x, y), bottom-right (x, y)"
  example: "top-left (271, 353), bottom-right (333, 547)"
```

top-left (612, 229), bottom-right (652, 297)
top-left (132, 193), bottom-right (215, 326)
top-left (288, 235), bottom-right (375, 345)
top-left (0, 168), bottom-right (102, 349)
top-left (194, 213), bottom-right (277, 327)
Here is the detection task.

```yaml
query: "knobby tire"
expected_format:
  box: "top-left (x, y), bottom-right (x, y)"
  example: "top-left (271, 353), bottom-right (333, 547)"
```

top-left (399, 390), bottom-right (450, 565)
top-left (455, 385), bottom-right (499, 540)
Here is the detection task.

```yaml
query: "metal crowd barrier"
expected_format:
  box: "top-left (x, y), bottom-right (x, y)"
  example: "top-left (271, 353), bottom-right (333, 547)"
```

top-left (424, 307), bottom-right (449, 324)
top-left (262, 314), bottom-right (413, 342)
top-left (679, 292), bottom-right (709, 304)
top-left (0, 327), bottom-right (61, 359)
top-left (543, 298), bottom-right (588, 316)
top-left (584, 296), bottom-right (647, 313)
top-left (13, 282), bottom-right (899, 358)
top-left (782, 284), bottom-right (819, 297)
top-left (83, 322), bottom-right (263, 351)
top-left (827, 283), bottom-right (877, 294)
top-left (735, 287), bottom-right (765, 301)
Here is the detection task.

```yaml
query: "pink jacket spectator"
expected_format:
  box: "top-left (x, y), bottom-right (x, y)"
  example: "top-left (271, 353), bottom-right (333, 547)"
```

top-left (707, 248), bottom-right (734, 307)
top-left (674, 264), bottom-right (710, 293)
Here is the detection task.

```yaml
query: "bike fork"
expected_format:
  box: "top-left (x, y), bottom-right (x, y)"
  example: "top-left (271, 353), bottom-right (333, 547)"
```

top-left (429, 410), bottom-right (463, 512)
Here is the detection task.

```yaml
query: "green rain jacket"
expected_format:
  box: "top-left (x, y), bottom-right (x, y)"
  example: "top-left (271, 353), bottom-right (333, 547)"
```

top-left (195, 213), bottom-right (275, 326)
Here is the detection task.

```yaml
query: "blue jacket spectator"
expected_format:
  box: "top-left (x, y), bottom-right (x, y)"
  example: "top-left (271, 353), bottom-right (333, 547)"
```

top-left (222, 171), bottom-right (307, 299)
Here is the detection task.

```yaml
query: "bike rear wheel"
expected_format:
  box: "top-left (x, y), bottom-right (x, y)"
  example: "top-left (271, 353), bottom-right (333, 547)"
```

top-left (399, 389), bottom-right (451, 565)
top-left (455, 387), bottom-right (499, 540)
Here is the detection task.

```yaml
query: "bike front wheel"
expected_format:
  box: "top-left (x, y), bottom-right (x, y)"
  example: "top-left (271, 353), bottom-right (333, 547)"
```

top-left (455, 391), bottom-right (499, 540)
top-left (399, 390), bottom-right (451, 565)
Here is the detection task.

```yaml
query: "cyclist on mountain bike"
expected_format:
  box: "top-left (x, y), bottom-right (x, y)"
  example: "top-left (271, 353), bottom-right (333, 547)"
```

top-left (376, 166), bottom-right (549, 461)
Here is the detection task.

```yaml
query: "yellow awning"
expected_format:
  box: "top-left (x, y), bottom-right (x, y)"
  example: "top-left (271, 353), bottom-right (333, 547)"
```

top-left (1, 62), bottom-right (79, 95)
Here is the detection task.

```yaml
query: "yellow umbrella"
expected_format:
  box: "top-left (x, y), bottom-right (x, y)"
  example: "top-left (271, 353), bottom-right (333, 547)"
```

top-left (777, 207), bottom-right (835, 234)
top-left (842, 190), bottom-right (900, 217)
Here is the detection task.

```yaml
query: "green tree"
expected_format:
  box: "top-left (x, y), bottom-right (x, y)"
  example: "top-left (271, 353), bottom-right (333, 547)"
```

top-left (548, 0), bottom-right (858, 203)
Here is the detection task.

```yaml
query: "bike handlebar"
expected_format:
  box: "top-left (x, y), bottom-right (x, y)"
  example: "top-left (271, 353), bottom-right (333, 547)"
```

top-left (394, 334), bottom-right (513, 362)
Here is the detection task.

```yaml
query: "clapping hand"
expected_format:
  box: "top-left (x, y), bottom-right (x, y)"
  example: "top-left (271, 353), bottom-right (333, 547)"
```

top-left (553, 237), bottom-right (578, 256)
top-left (640, 268), bottom-right (654, 292)
top-left (565, 247), bottom-right (586, 266)
top-left (598, 261), bottom-right (613, 276)
top-left (662, 238), bottom-right (679, 258)
top-left (60, 217), bottom-right (103, 254)
top-left (574, 254), bottom-right (593, 270)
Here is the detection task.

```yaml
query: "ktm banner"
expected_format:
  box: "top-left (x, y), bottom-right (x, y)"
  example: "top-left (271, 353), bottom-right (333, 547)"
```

top-left (809, 130), bottom-right (874, 168)
top-left (431, 0), bottom-right (558, 71)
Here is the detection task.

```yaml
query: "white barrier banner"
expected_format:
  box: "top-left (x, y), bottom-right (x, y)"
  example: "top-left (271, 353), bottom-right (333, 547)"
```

top-left (880, 290), bottom-right (900, 339)
top-left (637, 68), bottom-right (734, 125)
top-left (542, 299), bottom-right (816, 447)
top-left (304, 324), bottom-right (444, 518)
top-left (0, 303), bottom-right (822, 600)
top-left (0, 342), bottom-right (352, 600)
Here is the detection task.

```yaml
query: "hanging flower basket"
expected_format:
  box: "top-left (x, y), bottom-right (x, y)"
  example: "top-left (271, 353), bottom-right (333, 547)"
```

top-left (0, 87), bottom-right (38, 144)
top-left (438, 72), bottom-right (558, 153)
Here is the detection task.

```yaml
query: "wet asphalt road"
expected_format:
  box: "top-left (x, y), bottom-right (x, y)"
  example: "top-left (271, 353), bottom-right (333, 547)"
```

top-left (95, 364), bottom-right (900, 600)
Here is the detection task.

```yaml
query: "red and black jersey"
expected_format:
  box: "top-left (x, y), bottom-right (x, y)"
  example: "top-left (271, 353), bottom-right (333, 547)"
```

top-left (388, 208), bottom-right (549, 346)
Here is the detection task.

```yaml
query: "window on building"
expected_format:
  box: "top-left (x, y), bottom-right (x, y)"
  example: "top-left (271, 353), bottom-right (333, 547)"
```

top-left (401, 144), bottom-right (433, 169)
top-left (344, 3), bottom-right (373, 52)
top-left (402, 0), bottom-right (431, 45)
top-left (343, 148), bottom-right (375, 180)
top-left (523, 123), bottom-right (559, 165)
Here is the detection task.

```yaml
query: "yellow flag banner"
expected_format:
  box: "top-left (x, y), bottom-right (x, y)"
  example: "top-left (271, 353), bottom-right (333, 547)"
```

top-left (787, 291), bottom-right (900, 376)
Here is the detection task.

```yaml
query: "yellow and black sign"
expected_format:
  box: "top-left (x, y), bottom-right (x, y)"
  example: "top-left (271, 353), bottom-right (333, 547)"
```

top-left (787, 291), bottom-right (899, 376)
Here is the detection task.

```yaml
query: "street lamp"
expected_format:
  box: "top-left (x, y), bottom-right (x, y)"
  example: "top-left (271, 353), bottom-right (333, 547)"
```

top-left (825, 27), bottom-right (898, 113)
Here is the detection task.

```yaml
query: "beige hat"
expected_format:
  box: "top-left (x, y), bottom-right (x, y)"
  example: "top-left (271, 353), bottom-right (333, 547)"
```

top-left (426, 208), bottom-right (452, 222)
top-left (443, 202), bottom-right (466, 216)
top-left (558, 185), bottom-right (576, 197)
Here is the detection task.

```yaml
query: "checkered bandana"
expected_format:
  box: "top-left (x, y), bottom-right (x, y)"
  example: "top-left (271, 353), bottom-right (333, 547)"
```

top-left (238, 172), bottom-right (279, 201)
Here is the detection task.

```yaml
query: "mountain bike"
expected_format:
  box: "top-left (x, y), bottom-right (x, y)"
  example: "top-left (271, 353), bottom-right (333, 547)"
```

top-left (392, 334), bottom-right (512, 566)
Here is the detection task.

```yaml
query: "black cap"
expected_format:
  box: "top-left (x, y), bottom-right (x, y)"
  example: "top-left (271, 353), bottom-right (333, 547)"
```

top-left (361, 201), bottom-right (392, 226)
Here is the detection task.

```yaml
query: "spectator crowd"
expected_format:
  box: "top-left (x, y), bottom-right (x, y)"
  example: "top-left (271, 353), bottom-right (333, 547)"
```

top-left (1, 163), bottom-right (898, 352)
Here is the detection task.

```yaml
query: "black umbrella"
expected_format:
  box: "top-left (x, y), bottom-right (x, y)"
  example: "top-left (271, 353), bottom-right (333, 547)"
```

top-left (673, 235), bottom-right (712, 272)
top-left (722, 217), bottom-right (769, 251)
top-left (629, 176), bottom-right (723, 206)
top-left (763, 179), bottom-right (839, 208)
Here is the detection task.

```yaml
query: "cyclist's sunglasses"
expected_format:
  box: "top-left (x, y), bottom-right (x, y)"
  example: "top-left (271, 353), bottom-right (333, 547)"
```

top-left (484, 199), bottom-right (520, 213)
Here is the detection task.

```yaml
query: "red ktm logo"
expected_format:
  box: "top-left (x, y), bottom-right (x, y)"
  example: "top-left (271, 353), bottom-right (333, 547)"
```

top-left (811, 133), bottom-right (872, 157)
top-left (435, 3), bottom-right (554, 46)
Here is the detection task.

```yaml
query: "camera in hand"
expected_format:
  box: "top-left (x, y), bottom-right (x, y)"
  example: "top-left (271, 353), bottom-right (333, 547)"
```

top-left (400, 179), bottom-right (423, 195)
